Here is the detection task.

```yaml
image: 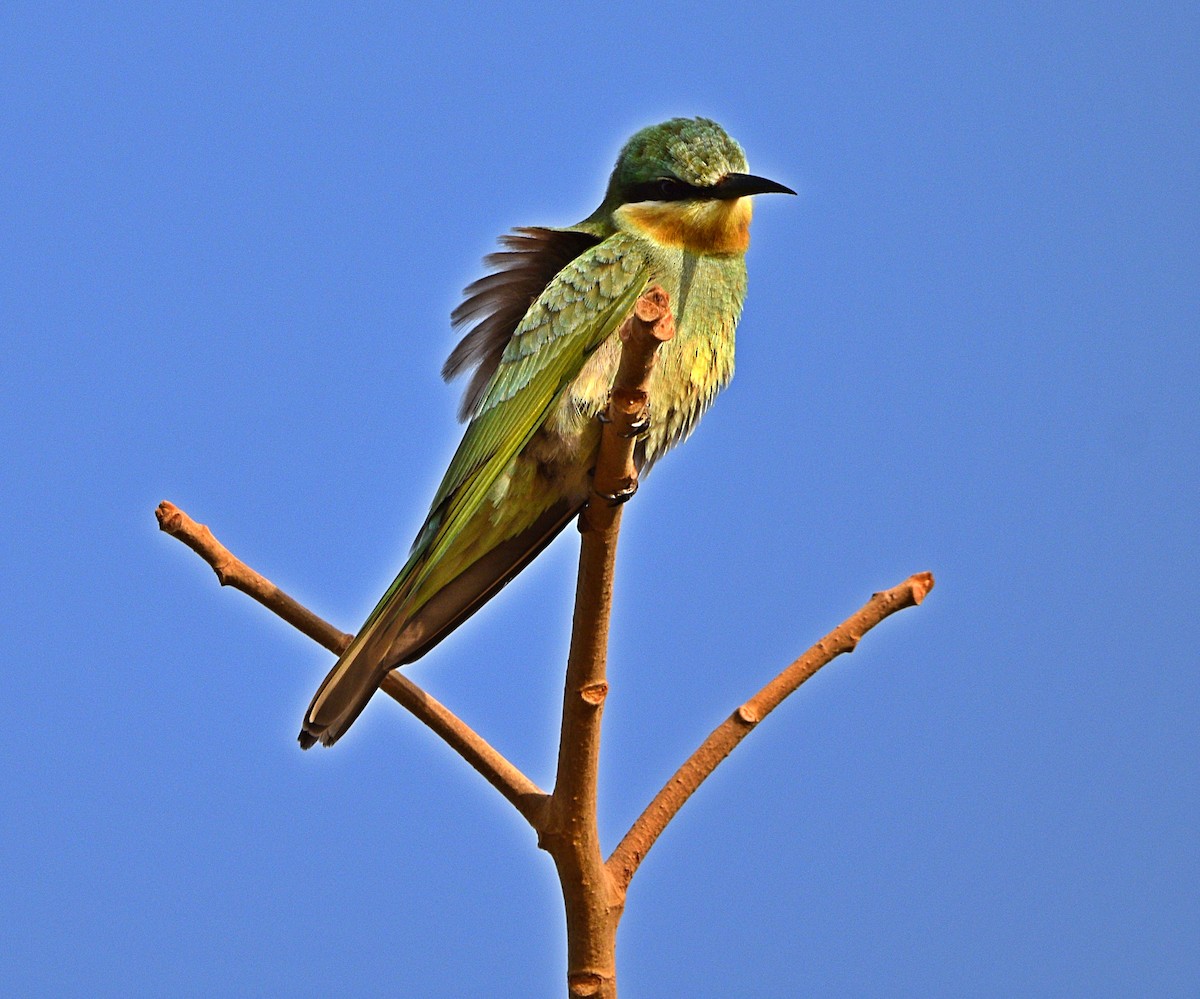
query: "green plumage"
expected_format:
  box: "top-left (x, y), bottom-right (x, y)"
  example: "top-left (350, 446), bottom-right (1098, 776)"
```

top-left (300, 118), bottom-right (792, 748)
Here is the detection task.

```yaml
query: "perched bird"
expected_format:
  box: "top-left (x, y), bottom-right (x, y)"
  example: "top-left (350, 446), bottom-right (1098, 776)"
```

top-left (300, 117), bottom-right (793, 748)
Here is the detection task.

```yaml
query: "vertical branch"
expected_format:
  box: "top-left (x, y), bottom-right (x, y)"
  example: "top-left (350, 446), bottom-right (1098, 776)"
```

top-left (541, 287), bottom-right (674, 999)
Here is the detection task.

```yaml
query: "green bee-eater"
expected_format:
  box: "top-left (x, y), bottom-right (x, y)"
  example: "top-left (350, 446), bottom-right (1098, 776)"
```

top-left (300, 117), bottom-right (793, 748)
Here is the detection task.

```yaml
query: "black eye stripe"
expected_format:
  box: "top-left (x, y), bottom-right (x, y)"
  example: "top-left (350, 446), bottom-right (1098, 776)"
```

top-left (625, 177), bottom-right (709, 203)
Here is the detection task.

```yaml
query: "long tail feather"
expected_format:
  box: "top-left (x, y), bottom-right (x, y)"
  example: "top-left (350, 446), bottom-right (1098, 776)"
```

top-left (298, 497), bottom-right (582, 748)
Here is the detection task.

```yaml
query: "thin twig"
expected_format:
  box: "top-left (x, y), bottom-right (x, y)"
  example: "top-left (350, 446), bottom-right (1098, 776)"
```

top-left (157, 501), bottom-right (353, 654)
top-left (155, 500), bottom-right (547, 823)
top-left (607, 571), bottom-right (935, 892)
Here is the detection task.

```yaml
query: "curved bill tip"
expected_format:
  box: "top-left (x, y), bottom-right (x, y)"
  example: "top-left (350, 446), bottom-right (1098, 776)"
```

top-left (716, 172), bottom-right (797, 199)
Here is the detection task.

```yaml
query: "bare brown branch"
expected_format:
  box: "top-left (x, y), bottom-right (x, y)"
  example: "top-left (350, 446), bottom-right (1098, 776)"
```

top-left (156, 284), bottom-right (936, 999)
top-left (155, 500), bottom-right (547, 822)
top-left (540, 286), bottom-right (674, 999)
top-left (607, 572), bottom-right (935, 892)
top-left (379, 672), bottom-right (548, 824)
top-left (157, 501), bottom-right (353, 654)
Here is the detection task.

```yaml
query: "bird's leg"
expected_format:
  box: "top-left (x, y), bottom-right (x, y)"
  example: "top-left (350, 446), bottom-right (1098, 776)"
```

top-left (591, 403), bottom-right (649, 504)
top-left (583, 285), bottom-right (671, 515)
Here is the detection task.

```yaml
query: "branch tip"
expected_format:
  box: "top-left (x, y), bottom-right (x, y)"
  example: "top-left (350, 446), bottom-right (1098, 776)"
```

top-left (155, 499), bottom-right (176, 529)
top-left (622, 284), bottom-right (675, 345)
top-left (909, 571), bottom-right (935, 603)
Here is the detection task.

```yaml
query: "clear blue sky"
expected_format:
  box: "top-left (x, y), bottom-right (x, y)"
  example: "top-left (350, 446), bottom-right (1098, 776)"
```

top-left (4, 4), bottom-right (1197, 996)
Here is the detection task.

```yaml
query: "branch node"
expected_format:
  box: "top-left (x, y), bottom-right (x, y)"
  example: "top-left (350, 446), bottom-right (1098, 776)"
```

top-left (580, 682), bottom-right (608, 706)
top-left (568, 971), bottom-right (609, 997)
top-left (736, 703), bottom-right (760, 726)
top-left (609, 386), bottom-right (648, 413)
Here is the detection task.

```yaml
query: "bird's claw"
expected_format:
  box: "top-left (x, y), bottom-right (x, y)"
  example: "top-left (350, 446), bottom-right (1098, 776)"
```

top-left (594, 481), bottom-right (639, 505)
top-left (625, 413), bottom-right (651, 440)
top-left (597, 406), bottom-right (651, 440)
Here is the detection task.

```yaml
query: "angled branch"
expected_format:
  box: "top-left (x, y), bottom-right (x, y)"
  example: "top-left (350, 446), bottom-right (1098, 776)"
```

top-left (157, 501), bottom-right (354, 654)
top-left (155, 501), bottom-right (547, 824)
top-left (380, 672), bottom-right (547, 823)
top-left (607, 571), bottom-right (935, 892)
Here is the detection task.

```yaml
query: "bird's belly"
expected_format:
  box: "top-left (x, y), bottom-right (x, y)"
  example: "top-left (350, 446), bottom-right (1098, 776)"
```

top-left (554, 292), bottom-right (738, 470)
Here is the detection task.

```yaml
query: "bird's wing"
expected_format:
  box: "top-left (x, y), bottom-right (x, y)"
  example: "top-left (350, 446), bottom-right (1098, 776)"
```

top-left (444, 226), bottom-right (604, 421)
top-left (301, 234), bottom-right (649, 747)
top-left (362, 232), bottom-right (649, 634)
top-left (413, 234), bottom-right (650, 596)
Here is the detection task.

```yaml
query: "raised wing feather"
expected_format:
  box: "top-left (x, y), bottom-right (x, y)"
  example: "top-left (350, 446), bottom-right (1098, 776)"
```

top-left (413, 236), bottom-right (649, 594)
top-left (301, 233), bottom-right (649, 748)
top-left (445, 227), bottom-right (602, 421)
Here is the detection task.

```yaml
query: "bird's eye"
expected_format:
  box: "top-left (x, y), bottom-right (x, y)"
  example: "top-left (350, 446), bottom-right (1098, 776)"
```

top-left (655, 178), bottom-right (686, 199)
top-left (626, 177), bottom-right (694, 204)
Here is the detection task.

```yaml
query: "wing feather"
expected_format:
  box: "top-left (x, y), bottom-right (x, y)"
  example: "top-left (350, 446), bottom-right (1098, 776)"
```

top-left (302, 233), bottom-right (650, 748)
top-left (444, 227), bottom-right (602, 420)
top-left (361, 233), bottom-right (649, 628)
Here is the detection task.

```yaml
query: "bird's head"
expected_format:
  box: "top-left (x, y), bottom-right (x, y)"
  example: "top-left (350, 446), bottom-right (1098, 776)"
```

top-left (597, 118), bottom-right (794, 254)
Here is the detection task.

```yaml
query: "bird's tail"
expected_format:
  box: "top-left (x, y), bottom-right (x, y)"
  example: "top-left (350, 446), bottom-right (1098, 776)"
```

top-left (298, 495), bottom-right (583, 749)
top-left (298, 605), bottom-right (415, 749)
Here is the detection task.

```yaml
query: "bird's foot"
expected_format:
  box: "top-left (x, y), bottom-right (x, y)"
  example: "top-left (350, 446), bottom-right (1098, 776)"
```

top-left (597, 406), bottom-right (651, 440)
top-left (585, 465), bottom-right (640, 506)
top-left (594, 480), bottom-right (639, 505)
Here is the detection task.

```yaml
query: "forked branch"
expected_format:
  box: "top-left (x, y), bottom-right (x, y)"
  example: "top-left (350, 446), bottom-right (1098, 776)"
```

top-left (157, 283), bottom-right (934, 999)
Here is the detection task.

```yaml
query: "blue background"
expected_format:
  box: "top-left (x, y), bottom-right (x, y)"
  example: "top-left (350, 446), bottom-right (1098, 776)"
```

top-left (4, 4), bottom-right (1197, 995)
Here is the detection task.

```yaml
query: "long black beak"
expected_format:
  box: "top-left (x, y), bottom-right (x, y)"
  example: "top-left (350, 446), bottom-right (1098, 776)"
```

top-left (713, 172), bottom-right (796, 199)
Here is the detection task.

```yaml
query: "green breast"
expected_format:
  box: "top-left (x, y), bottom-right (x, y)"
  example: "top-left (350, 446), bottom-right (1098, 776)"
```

top-left (527, 240), bottom-right (746, 499)
top-left (642, 247), bottom-right (746, 465)
top-left (559, 242), bottom-right (747, 470)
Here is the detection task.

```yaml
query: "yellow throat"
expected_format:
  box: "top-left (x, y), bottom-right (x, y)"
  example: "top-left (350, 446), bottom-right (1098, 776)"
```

top-left (615, 197), bottom-right (753, 255)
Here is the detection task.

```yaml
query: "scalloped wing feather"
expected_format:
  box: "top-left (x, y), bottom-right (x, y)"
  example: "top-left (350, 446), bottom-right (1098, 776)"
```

top-left (345, 233), bottom-right (649, 637)
top-left (444, 227), bottom-right (602, 421)
top-left (304, 235), bottom-right (650, 750)
top-left (420, 237), bottom-right (649, 575)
